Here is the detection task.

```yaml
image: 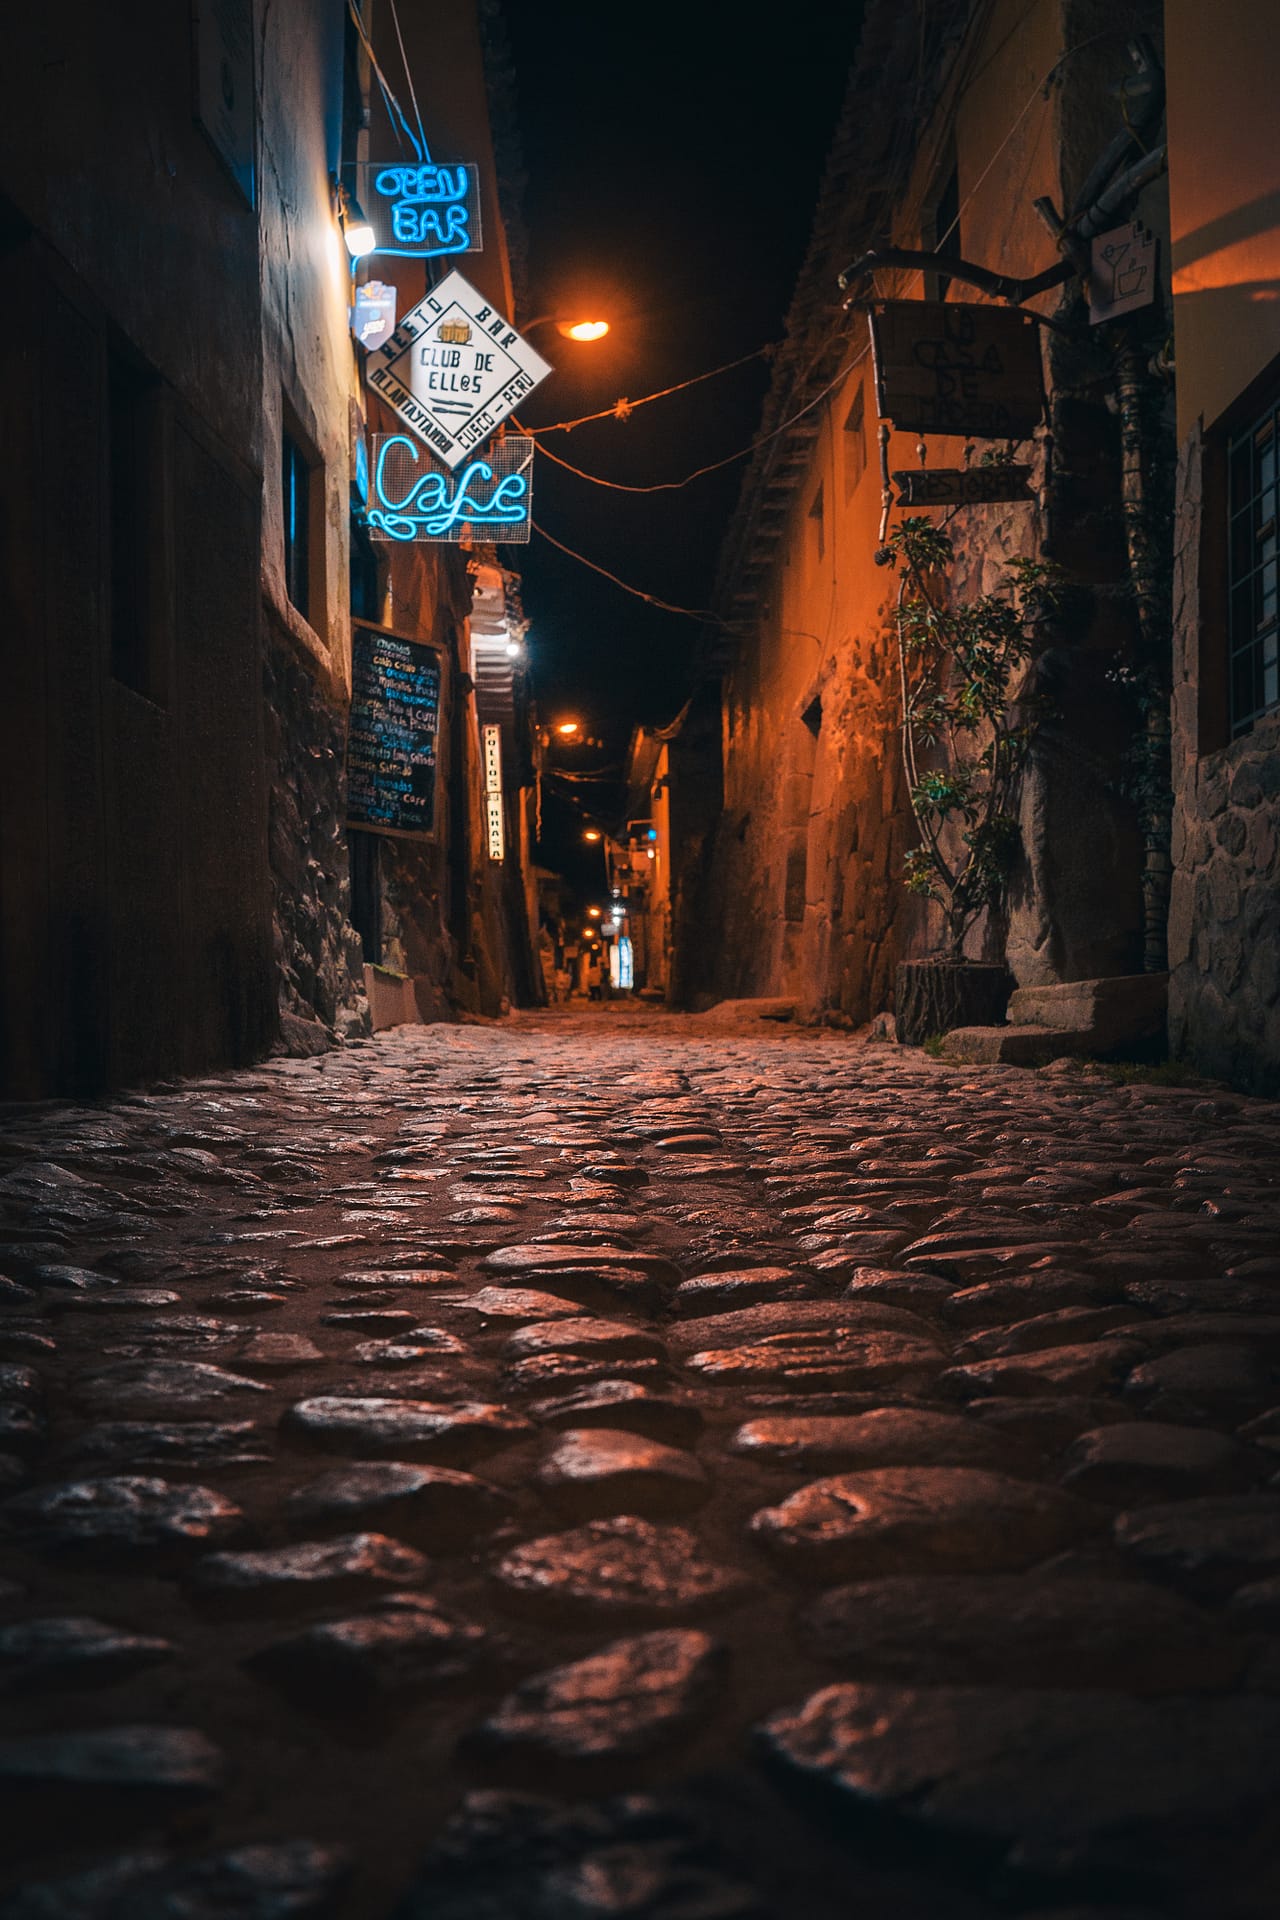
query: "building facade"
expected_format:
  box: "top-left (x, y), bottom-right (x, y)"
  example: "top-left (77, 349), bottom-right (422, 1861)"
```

top-left (1164, 0), bottom-right (1280, 1089)
top-left (0, 0), bottom-right (541, 1098)
top-left (686, 0), bottom-right (1181, 1036)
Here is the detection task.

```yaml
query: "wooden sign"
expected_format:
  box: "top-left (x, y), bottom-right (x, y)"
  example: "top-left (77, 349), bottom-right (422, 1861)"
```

top-left (893, 464), bottom-right (1033, 507)
top-left (870, 301), bottom-right (1044, 440)
top-left (347, 623), bottom-right (441, 840)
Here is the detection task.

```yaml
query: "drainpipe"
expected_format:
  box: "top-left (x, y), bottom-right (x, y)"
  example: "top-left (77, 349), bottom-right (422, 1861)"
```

top-left (1113, 328), bottom-right (1172, 973)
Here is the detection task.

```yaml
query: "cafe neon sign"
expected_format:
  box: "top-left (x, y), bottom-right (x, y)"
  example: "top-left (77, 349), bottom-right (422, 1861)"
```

top-left (367, 433), bottom-right (533, 544)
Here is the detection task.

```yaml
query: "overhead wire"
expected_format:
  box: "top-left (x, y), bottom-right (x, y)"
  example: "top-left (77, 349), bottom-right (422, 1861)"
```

top-left (347, 0), bottom-right (423, 159)
top-left (530, 521), bottom-right (716, 623)
top-left (525, 346), bottom-right (772, 436)
top-left (386, 0), bottom-right (430, 160)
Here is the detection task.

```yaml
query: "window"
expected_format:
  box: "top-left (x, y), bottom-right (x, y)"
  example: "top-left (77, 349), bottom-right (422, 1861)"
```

top-left (809, 482), bottom-right (825, 561)
top-left (108, 349), bottom-right (164, 699)
top-left (1228, 394), bottom-right (1280, 732)
top-left (281, 426), bottom-right (313, 622)
top-left (844, 384), bottom-right (866, 501)
top-left (925, 154), bottom-right (960, 303)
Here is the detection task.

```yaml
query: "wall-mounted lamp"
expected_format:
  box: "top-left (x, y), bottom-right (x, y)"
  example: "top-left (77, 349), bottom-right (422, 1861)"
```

top-left (334, 180), bottom-right (377, 259)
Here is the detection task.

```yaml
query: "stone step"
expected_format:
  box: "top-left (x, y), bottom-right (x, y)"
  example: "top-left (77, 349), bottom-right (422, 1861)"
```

top-left (1008, 975), bottom-right (1168, 1048)
top-left (940, 1025), bottom-right (1094, 1066)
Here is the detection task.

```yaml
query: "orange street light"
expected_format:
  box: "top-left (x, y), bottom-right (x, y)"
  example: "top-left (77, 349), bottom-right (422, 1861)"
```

top-left (587, 906), bottom-right (602, 918)
top-left (555, 719), bottom-right (582, 738)
top-left (558, 319), bottom-right (609, 342)
top-left (522, 313), bottom-right (611, 343)
top-left (583, 829), bottom-right (602, 843)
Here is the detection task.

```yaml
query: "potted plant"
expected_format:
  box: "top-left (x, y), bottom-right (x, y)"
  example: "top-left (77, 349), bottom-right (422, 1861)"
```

top-left (883, 515), bottom-right (1061, 1044)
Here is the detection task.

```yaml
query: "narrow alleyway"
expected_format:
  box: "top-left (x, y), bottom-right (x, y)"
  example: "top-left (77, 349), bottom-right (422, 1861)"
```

top-left (2, 1010), bottom-right (1280, 1919)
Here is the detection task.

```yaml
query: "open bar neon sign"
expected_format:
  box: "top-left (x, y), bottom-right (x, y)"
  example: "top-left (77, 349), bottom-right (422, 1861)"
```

top-left (367, 162), bottom-right (482, 258)
top-left (367, 434), bottom-right (533, 544)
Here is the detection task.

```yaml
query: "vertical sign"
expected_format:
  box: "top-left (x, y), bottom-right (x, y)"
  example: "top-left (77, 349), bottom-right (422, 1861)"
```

top-left (193, 0), bottom-right (256, 206)
top-left (347, 625), bottom-right (440, 839)
top-left (483, 724), bottom-right (505, 862)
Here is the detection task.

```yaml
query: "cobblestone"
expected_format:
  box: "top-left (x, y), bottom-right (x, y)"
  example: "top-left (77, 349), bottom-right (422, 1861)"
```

top-left (2, 1008), bottom-right (1279, 1916)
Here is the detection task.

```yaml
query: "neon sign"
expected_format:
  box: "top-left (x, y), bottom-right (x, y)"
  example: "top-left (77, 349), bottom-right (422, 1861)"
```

top-left (367, 162), bottom-right (482, 259)
top-left (367, 434), bottom-right (533, 545)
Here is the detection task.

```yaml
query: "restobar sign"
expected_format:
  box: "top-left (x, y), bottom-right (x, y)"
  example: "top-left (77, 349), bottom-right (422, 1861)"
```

top-left (365, 269), bottom-right (552, 469)
top-left (869, 301), bottom-right (1045, 440)
top-left (367, 434), bottom-right (533, 543)
top-left (347, 624), bottom-right (440, 840)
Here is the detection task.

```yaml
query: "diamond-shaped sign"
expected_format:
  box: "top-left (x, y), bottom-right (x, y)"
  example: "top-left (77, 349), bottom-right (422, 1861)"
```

top-left (364, 270), bottom-right (553, 470)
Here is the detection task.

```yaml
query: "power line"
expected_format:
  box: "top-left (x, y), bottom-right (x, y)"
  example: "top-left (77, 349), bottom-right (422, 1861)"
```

top-left (526, 345), bottom-right (773, 436)
top-left (530, 521), bottom-right (715, 623)
top-left (347, 0), bottom-right (422, 159)
top-left (520, 340), bottom-right (870, 497)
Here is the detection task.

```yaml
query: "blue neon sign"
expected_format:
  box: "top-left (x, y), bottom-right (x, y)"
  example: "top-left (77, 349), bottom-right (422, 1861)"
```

top-left (367, 434), bottom-right (533, 545)
top-left (368, 163), bottom-right (482, 260)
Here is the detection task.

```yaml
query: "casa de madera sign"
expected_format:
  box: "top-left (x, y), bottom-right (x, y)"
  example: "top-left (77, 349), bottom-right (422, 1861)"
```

top-left (365, 270), bottom-right (552, 470)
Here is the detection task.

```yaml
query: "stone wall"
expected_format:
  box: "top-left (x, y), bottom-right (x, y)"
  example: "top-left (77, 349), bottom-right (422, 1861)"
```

top-left (263, 632), bottom-right (369, 1054)
top-left (1169, 428), bottom-right (1280, 1092)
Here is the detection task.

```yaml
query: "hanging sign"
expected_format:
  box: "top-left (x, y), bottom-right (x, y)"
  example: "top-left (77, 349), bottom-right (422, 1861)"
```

top-left (367, 434), bottom-right (533, 543)
top-left (347, 623), bottom-right (440, 840)
top-left (365, 162), bottom-right (482, 259)
top-left (870, 301), bottom-right (1044, 440)
top-left (893, 464), bottom-right (1033, 507)
top-left (353, 281), bottom-right (398, 352)
top-left (365, 269), bottom-right (552, 470)
top-left (1089, 222), bottom-right (1157, 325)
top-left (483, 723), bottom-right (505, 862)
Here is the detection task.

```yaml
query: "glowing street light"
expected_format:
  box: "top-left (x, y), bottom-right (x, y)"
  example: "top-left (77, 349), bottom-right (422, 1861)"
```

top-left (557, 319), bottom-right (609, 342)
top-left (555, 720), bottom-right (582, 738)
top-left (522, 313), bottom-right (611, 344)
top-left (583, 829), bottom-right (602, 843)
top-left (587, 906), bottom-right (602, 918)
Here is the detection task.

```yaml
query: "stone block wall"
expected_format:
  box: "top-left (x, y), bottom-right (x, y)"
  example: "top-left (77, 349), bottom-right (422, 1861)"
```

top-left (263, 633), bottom-right (370, 1054)
top-left (1169, 429), bottom-right (1280, 1092)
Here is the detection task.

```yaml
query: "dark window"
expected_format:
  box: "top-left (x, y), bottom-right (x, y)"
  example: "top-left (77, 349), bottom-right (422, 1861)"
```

top-left (926, 158), bottom-right (960, 303)
top-left (282, 427), bottom-right (312, 621)
top-left (108, 351), bottom-right (162, 698)
top-left (1228, 394), bottom-right (1280, 733)
top-left (350, 513), bottom-right (382, 623)
top-left (809, 482), bottom-right (825, 561)
top-left (348, 829), bottom-right (382, 964)
top-left (844, 383), bottom-right (866, 500)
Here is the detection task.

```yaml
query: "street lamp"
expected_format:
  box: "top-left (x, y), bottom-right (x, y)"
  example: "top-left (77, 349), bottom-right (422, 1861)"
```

top-left (583, 829), bottom-right (602, 843)
top-left (522, 314), bottom-right (611, 343)
top-left (555, 720), bottom-right (582, 739)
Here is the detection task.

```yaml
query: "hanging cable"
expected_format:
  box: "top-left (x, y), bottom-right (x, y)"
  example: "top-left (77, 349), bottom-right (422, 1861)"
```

top-left (517, 342), bottom-right (870, 496)
top-left (347, 0), bottom-right (423, 159)
top-left (531, 521), bottom-right (715, 623)
top-left (526, 345), bottom-right (773, 436)
top-left (386, 0), bottom-right (430, 160)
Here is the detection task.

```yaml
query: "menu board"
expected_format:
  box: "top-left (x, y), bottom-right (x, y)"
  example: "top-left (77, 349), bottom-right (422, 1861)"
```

top-left (346, 623), bottom-right (440, 839)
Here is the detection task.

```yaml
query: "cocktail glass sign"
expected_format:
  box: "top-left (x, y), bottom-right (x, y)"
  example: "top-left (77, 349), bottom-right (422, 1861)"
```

top-left (364, 161), bottom-right (482, 259)
top-left (367, 433), bottom-right (533, 544)
top-left (365, 270), bottom-right (552, 469)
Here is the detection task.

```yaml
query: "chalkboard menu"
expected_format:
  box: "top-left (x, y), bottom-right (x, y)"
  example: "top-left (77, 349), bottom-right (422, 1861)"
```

top-left (347, 623), bottom-right (441, 839)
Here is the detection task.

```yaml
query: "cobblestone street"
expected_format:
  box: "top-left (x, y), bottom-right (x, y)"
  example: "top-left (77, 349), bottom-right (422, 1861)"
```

top-left (2, 1007), bottom-right (1280, 1918)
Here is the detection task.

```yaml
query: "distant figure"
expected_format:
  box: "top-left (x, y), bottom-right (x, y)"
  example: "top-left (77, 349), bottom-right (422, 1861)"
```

top-left (586, 954), bottom-right (604, 1001)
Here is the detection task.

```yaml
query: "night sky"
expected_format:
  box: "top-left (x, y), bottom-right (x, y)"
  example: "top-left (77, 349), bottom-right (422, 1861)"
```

top-left (502, 2), bottom-right (862, 867)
